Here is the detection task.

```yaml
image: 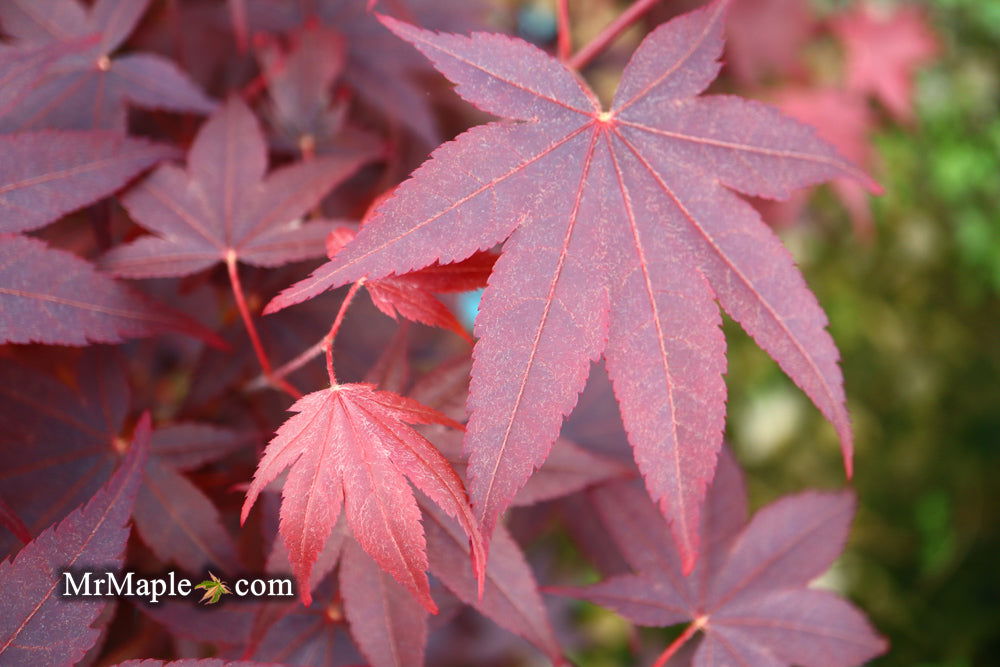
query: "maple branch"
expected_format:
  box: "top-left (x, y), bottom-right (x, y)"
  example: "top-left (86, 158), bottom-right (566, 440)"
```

top-left (225, 252), bottom-right (303, 399)
top-left (652, 616), bottom-right (707, 667)
top-left (324, 281), bottom-right (365, 385)
top-left (556, 0), bottom-right (572, 61)
top-left (568, 0), bottom-right (662, 70)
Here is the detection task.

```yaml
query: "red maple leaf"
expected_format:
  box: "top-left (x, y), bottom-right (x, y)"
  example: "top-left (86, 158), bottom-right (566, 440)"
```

top-left (0, 350), bottom-right (247, 571)
top-left (0, 234), bottom-right (222, 346)
top-left (254, 21), bottom-right (381, 160)
top-left (0, 0), bottom-right (216, 132)
top-left (553, 449), bottom-right (888, 666)
top-left (0, 130), bottom-right (175, 234)
top-left (765, 87), bottom-right (876, 235)
top-left (832, 3), bottom-right (939, 122)
top-left (0, 413), bottom-right (148, 665)
top-left (101, 97), bottom-right (375, 279)
top-left (245, 0), bottom-right (489, 145)
top-left (327, 225), bottom-right (497, 341)
top-left (240, 382), bottom-right (485, 611)
top-left (265, 0), bottom-right (876, 569)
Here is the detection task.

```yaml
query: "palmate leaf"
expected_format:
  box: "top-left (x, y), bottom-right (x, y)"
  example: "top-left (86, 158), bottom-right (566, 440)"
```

top-left (0, 235), bottom-right (222, 346)
top-left (0, 351), bottom-right (244, 571)
top-left (247, 0), bottom-right (488, 146)
top-left (241, 383), bottom-right (485, 611)
top-left (265, 0), bottom-right (876, 568)
top-left (0, 414), bottom-right (149, 666)
top-left (832, 3), bottom-right (938, 122)
top-left (0, 0), bottom-right (216, 132)
top-left (0, 130), bottom-right (175, 234)
top-left (555, 451), bottom-right (888, 667)
top-left (101, 98), bottom-right (375, 278)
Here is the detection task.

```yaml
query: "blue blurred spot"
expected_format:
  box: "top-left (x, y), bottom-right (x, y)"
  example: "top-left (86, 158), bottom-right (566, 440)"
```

top-left (517, 4), bottom-right (557, 45)
top-left (457, 289), bottom-right (484, 332)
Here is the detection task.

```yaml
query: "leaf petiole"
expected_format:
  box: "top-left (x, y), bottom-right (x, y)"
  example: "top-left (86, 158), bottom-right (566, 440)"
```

top-left (324, 280), bottom-right (365, 385)
top-left (652, 616), bottom-right (707, 667)
top-left (225, 251), bottom-right (303, 399)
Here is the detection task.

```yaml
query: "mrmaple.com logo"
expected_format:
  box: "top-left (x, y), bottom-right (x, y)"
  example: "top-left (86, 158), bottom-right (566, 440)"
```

top-left (60, 570), bottom-right (294, 605)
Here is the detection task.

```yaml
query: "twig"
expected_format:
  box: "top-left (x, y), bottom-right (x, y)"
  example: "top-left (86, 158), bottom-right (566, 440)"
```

top-left (556, 0), bottom-right (572, 61)
top-left (569, 0), bottom-right (662, 70)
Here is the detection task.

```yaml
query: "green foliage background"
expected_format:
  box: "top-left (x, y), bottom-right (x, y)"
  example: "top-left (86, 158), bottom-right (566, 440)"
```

top-left (729, 1), bottom-right (1000, 664)
top-left (527, 0), bottom-right (1000, 664)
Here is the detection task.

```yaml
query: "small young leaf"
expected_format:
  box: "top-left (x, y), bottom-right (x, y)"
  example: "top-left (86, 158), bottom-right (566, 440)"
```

top-left (241, 383), bottom-right (484, 610)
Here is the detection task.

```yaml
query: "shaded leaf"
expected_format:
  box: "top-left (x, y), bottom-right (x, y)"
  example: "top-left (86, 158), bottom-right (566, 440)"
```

top-left (0, 131), bottom-right (175, 234)
top-left (555, 450), bottom-right (887, 666)
top-left (0, 413), bottom-right (149, 666)
top-left (133, 457), bottom-right (241, 574)
top-left (101, 98), bottom-right (373, 278)
top-left (422, 497), bottom-right (564, 664)
top-left (0, 234), bottom-right (222, 346)
top-left (341, 537), bottom-right (427, 667)
top-left (0, 0), bottom-right (215, 132)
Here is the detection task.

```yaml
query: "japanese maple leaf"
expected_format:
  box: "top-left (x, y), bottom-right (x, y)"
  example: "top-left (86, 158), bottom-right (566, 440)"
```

top-left (195, 572), bottom-right (234, 605)
top-left (247, 0), bottom-right (488, 145)
top-left (725, 0), bottom-right (815, 85)
top-left (0, 130), bottom-right (175, 234)
top-left (264, 0), bottom-right (877, 568)
top-left (759, 87), bottom-right (876, 235)
top-left (553, 450), bottom-right (888, 666)
top-left (0, 0), bottom-right (216, 132)
top-left (327, 225), bottom-right (497, 341)
top-left (100, 98), bottom-right (374, 279)
top-left (255, 21), bottom-right (380, 160)
top-left (0, 351), bottom-right (246, 571)
top-left (240, 382), bottom-right (485, 611)
top-left (0, 235), bottom-right (222, 346)
top-left (832, 3), bottom-right (938, 122)
top-left (0, 413), bottom-right (148, 665)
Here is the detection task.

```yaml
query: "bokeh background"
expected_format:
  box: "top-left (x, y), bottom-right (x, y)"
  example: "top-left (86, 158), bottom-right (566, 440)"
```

top-left (492, 0), bottom-right (999, 665)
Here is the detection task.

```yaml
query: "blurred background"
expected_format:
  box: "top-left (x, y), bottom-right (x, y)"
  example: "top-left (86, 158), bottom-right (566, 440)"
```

top-left (499, 0), bottom-right (998, 664)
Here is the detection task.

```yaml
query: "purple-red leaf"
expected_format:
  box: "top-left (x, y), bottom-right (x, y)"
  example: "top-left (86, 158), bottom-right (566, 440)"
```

top-left (0, 234), bottom-right (222, 346)
top-left (265, 0), bottom-right (871, 568)
top-left (555, 451), bottom-right (887, 666)
top-left (422, 497), bottom-right (564, 664)
top-left (0, 0), bottom-right (215, 132)
top-left (149, 422), bottom-right (252, 471)
top-left (0, 495), bottom-right (30, 546)
top-left (327, 225), bottom-right (496, 340)
top-left (241, 383), bottom-right (484, 611)
top-left (341, 537), bottom-right (427, 667)
top-left (0, 413), bottom-right (149, 666)
top-left (101, 98), bottom-right (373, 278)
top-left (132, 456), bottom-right (241, 574)
top-left (116, 660), bottom-right (287, 667)
top-left (0, 131), bottom-right (175, 234)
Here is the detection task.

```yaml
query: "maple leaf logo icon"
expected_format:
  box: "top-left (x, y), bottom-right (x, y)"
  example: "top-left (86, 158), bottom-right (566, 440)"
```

top-left (194, 572), bottom-right (232, 605)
